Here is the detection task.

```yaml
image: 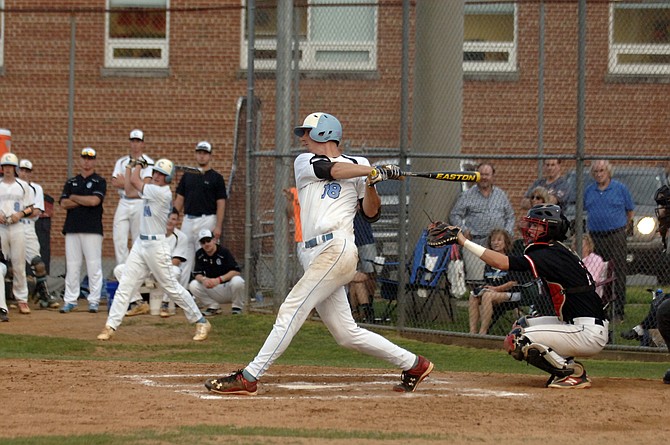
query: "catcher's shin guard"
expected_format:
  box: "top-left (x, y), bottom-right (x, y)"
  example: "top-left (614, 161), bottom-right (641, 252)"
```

top-left (525, 345), bottom-right (574, 379)
top-left (31, 256), bottom-right (57, 308)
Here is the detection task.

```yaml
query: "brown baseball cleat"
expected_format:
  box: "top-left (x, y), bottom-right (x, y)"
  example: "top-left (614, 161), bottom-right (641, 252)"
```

top-left (393, 355), bottom-right (434, 392)
top-left (205, 370), bottom-right (258, 396)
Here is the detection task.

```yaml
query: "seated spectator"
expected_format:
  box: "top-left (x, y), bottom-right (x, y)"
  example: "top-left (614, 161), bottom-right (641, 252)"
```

top-left (577, 233), bottom-right (607, 300)
top-left (621, 289), bottom-right (670, 348)
top-left (189, 229), bottom-right (246, 316)
top-left (468, 228), bottom-right (523, 334)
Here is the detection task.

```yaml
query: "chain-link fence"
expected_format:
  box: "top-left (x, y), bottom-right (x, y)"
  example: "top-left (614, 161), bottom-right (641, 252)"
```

top-left (1, 1), bottom-right (670, 351)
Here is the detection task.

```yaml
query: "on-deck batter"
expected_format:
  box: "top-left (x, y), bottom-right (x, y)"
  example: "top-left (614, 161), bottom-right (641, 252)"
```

top-left (204, 112), bottom-right (433, 396)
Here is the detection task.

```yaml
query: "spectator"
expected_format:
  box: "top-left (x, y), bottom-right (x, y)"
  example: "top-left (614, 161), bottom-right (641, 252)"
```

top-left (0, 248), bottom-right (7, 321)
top-left (577, 233), bottom-right (607, 300)
top-left (449, 162), bottom-right (515, 281)
top-left (59, 148), bottom-right (106, 314)
top-left (468, 228), bottom-right (524, 334)
top-left (348, 211), bottom-right (377, 324)
top-left (111, 129), bottom-right (154, 265)
top-left (657, 298), bottom-right (670, 384)
top-left (584, 160), bottom-right (634, 322)
top-left (620, 289), bottom-right (669, 347)
top-left (173, 141), bottom-right (227, 286)
top-left (521, 159), bottom-right (572, 209)
top-left (283, 186), bottom-right (305, 283)
top-left (189, 229), bottom-right (245, 316)
top-left (0, 153), bottom-right (35, 315)
top-left (512, 187), bottom-right (549, 255)
top-left (97, 158), bottom-right (211, 341)
top-left (17, 159), bottom-right (58, 309)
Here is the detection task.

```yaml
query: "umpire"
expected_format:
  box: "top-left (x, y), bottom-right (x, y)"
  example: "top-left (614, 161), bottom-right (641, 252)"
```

top-left (173, 141), bottom-right (227, 285)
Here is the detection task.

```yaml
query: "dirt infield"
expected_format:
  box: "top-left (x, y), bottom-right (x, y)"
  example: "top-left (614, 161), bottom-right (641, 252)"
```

top-left (1, 309), bottom-right (669, 444)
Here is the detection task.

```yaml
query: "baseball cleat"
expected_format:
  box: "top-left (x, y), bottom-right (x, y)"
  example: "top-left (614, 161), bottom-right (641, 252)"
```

top-left (18, 302), bottom-right (31, 314)
top-left (201, 307), bottom-right (222, 317)
top-left (663, 369), bottom-right (670, 385)
top-left (548, 372), bottom-right (592, 389)
top-left (159, 302), bottom-right (172, 318)
top-left (97, 325), bottom-right (115, 341)
top-left (205, 370), bottom-right (258, 396)
top-left (393, 355), bottom-right (434, 392)
top-left (60, 303), bottom-right (78, 313)
top-left (88, 303), bottom-right (99, 313)
top-left (192, 320), bottom-right (211, 341)
top-left (0, 308), bottom-right (9, 322)
top-left (126, 302), bottom-right (150, 316)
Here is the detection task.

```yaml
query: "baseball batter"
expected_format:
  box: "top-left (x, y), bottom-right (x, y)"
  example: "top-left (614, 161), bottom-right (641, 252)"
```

top-left (111, 129), bottom-right (154, 265)
top-left (204, 112), bottom-right (433, 396)
top-left (449, 204), bottom-right (608, 389)
top-left (97, 158), bottom-right (211, 341)
top-left (0, 153), bottom-right (35, 314)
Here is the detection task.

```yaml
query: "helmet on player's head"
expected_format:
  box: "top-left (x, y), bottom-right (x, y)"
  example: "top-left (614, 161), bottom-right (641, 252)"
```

top-left (153, 158), bottom-right (175, 184)
top-left (293, 112), bottom-right (342, 145)
top-left (521, 204), bottom-right (570, 245)
top-left (1, 152), bottom-right (19, 167)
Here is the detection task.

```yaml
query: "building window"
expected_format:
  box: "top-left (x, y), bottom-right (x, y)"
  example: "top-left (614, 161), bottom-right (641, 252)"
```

top-left (105, 0), bottom-right (169, 69)
top-left (0, 0), bottom-right (4, 68)
top-left (242, 0), bottom-right (377, 72)
top-left (610, 2), bottom-right (670, 75)
top-left (464, 1), bottom-right (517, 73)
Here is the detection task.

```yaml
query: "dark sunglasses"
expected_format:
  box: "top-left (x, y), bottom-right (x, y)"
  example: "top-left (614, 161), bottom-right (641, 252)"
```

top-left (199, 237), bottom-right (213, 244)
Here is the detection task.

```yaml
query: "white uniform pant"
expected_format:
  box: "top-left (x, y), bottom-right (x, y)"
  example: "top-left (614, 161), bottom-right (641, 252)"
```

top-left (180, 214), bottom-right (216, 286)
top-left (113, 198), bottom-right (143, 264)
top-left (523, 316), bottom-right (609, 364)
top-left (0, 223), bottom-right (28, 301)
top-left (245, 237), bottom-right (417, 380)
top-left (189, 275), bottom-right (245, 310)
top-left (0, 263), bottom-right (7, 311)
top-left (63, 233), bottom-right (103, 305)
top-left (114, 262), bottom-right (183, 305)
top-left (105, 238), bottom-right (202, 330)
top-left (22, 219), bottom-right (41, 262)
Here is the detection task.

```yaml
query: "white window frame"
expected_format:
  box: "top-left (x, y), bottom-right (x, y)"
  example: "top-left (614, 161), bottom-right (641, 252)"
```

top-left (463, 1), bottom-right (518, 73)
top-left (0, 0), bottom-right (5, 67)
top-left (104, 0), bottom-right (170, 69)
top-left (241, 0), bottom-right (378, 72)
top-left (609, 2), bottom-right (670, 75)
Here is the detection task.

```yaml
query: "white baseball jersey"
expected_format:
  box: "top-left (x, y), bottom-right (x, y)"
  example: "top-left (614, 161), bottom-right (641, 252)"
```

top-left (112, 155), bottom-right (154, 198)
top-left (28, 181), bottom-right (44, 221)
top-left (294, 153), bottom-right (368, 243)
top-left (168, 227), bottom-right (189, 263)
top-left (138, 183), bottom-right (172, 236)
top-left (0, 178), bottom-right (34, 217)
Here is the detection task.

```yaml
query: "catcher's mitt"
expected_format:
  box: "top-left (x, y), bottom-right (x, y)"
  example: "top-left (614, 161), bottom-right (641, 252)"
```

top-left (426, 222), bottom-right (460, 247)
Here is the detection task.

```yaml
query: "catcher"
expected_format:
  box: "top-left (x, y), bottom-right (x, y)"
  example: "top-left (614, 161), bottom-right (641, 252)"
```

top-left (429, 204), bottom-right (608, 389)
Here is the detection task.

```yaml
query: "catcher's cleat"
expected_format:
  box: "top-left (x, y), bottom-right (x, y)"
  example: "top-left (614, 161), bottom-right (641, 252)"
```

top-left (205, 370), bottom-right (258, 396)
top-left (97, 325), bottom-right (115, 341)
top-left (18, 302), bottom-right (31, 314)
top-left (548, 371), bottom-right (591, 389)
top-left (192, 320), bottom-right (211, 341)
top-left (393, 355), bottom-right (434, 392)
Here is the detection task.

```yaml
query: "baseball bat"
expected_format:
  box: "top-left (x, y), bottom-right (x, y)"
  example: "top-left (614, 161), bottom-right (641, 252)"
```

top-left (142, 161), bottom-right (203, 175)
top-left (399, 170), bottom-right (480, 182)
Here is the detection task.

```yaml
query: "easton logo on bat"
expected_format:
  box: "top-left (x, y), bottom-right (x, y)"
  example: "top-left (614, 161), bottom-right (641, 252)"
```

top-left (434, 172), bottom-right (478, 181)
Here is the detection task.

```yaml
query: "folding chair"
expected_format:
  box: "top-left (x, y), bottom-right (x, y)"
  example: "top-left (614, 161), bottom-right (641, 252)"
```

top-left (372, 229), bottom-right (455, 324)
top-left (487, 275), bottom-right (540, 336)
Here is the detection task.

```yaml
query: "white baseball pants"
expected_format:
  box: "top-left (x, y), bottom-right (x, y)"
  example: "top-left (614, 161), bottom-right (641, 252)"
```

top-left (189, 275), bottom-right (245, 310)
top-left (113, 198), bottom-right (143, 264)
top-left (0, 223), bottom-right (28, 301)
top-left (22, 219), bottom-right (41, 261)
top-left (180, 214), bottom-right (216, 286)
top-left (63, 233), bottom-right (103, 305)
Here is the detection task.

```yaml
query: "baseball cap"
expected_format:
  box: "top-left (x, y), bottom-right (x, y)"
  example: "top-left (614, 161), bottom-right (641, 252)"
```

top-left (129, 129), bottom-right (144, 141)
top-left (195, 141), bottom-right (212, 153)
top-left (198, 229), bottom-right (214, 242)
top-left (81, 147), bottom-right (97, 158)
top-left (19, 159), bottom-right (33, 170)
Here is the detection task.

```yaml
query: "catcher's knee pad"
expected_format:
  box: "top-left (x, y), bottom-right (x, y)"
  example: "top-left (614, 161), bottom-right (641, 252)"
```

top-left (504, 327), bottom-right (527, 360)
top-left (524, 344), bottom-right (573, 378)
top-left (30, 256), bottom-right (47, 280)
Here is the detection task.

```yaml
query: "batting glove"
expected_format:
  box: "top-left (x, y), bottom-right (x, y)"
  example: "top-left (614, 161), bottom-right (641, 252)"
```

top-left (366, 165), bottom-right (401, 186)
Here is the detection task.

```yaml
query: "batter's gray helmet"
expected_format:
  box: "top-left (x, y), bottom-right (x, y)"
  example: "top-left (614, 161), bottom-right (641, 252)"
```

top-left (153, 158), bottom-right (175, 183)
top-left (293, 112), bottom-right (342, 144)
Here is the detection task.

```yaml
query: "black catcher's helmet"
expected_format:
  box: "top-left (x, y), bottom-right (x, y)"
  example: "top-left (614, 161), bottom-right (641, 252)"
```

top-left (521, 204), bottom-right (570, 244)
top-left (655, 185), bottom-right (670, 221)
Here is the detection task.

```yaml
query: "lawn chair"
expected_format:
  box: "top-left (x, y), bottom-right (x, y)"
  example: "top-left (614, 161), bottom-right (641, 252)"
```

top-left (372, 229), bottom-right (455, 324)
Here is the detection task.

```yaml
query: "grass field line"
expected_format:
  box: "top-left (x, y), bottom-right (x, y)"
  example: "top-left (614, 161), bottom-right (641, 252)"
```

top-left (118, 372), bottom-right (532, 400)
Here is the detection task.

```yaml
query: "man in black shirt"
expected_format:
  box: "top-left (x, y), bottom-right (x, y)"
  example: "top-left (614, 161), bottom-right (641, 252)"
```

top-left (189, 229), bottom-right (245, 316)
top-left (174, 141), bottom-right (227, 286)
top-left (59, 148), bottom-right (107, 314)
top-left (451, 204), bottom-right (608, 389)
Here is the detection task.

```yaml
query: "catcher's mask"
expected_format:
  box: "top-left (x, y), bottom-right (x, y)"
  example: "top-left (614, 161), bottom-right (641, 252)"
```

top-left (520, 204), bottom-right (569, 245)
